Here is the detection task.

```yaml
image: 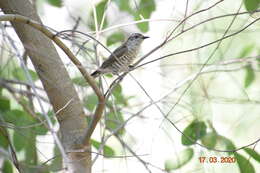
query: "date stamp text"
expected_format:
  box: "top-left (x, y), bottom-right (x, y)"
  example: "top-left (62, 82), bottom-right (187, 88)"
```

top-left (199, 156), bottom-right (236, 163)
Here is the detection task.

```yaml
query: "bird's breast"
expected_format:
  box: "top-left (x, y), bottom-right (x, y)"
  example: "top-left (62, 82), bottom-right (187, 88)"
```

top-left (106, 45), bottom-right (141, 74)
top-left (127, 46), bottom-right (140, 59)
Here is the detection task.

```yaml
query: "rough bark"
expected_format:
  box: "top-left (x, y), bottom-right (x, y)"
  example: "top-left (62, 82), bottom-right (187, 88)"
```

top-left (0, 0), bottom-right (91, 172)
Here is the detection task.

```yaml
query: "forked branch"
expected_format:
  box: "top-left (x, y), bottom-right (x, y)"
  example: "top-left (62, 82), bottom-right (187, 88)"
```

top-left (0, 14), bottom-right (105, 145)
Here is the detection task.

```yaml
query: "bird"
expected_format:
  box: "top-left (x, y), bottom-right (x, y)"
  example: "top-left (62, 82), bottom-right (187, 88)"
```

top-left (91, 33), bottom-right (149, 78)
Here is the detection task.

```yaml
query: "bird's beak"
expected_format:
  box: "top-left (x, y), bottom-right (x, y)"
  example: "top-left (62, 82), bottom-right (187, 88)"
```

top-left (142, 36), bottom-right (149, 39)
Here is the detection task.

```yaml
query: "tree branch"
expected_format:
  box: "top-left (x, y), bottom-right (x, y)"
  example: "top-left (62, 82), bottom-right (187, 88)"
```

top-left (0, 14), bottom-right (105, 145)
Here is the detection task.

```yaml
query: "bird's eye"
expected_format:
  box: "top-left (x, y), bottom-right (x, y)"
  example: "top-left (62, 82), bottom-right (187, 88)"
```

top-left (134, 36), bottom-right (139, 39)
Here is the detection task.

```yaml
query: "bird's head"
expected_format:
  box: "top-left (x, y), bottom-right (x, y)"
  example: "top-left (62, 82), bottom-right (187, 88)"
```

top-left (126, 33), bottom-right (149, 48)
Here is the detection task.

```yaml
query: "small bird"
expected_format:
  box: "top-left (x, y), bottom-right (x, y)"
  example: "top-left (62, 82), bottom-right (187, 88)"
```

top-left (91, 33), bottom-right (149, 78)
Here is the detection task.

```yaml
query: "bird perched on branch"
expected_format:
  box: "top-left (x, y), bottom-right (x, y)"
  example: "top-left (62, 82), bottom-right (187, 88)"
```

top-left (91, 33), bottom-right (149, 78)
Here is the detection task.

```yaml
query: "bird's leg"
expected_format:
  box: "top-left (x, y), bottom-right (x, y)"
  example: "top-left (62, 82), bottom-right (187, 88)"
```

top-left (128, 65), bottom-right (134, 69)
top-left (120, 64), bottom-right (131, 73)
top-left (115, 72), bottom-right (122, 78)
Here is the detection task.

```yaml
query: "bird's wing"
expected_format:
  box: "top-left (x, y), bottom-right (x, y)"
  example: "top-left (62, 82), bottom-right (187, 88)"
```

top-left (100, 45), bottom-right (128, 68)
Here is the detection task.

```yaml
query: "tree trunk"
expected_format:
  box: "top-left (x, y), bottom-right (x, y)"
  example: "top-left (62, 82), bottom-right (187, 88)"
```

top-left (0, 0), bottom-right (91, 172)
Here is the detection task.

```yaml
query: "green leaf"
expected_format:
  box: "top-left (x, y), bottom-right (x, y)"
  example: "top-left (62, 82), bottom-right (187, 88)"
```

top-left (105, 73), bottom-right (113, 78)
top-left (4, 110), bottom-right (37, 152)
top-left (49, 145), bottom-right (62, 172)
top-left (244, 148), bottom-right (260, 162)
top-left (135, 0), bottom-right (156, 32)
top-left (96, 0), bottom-right (108, 26)
top-left (244, 65), bottom-right (255, 88)
top-left (201, 132), bottom-right (217, 149)
top-left (164, 148), bottom-right (194, 171)
top-left (105, 112), bottom-right (125, 135)
top-left (3, 160), bottom-right (13, 173)
top-left (20, 161), bottom-right (49, 173)
top-left (113, 0), bottom-right (155, 32)
top-left (84, 94), bottom-right (98, 111)
top-left (244, 0), bottom-right (260, 12)
top-left (46, 110), bottom-right (57, 124)
top-left (257, 50), bottom-right (260, 68)
top-left (5, 111), bottom-right (48, 136)
top-left (46, 0), bottom-right (63, 7)
top-left (72, 76), bottom-right (88, 87)
top-left (13, 129), bottom-right (37, 164)
top-left (91, 139), bottom-right (115, 157)
top-left (88, 0), bottom-right (108, 30)
top-left (0, 128), bottom-right (9, 149)
top-left (235, 153), bottom-right (255, 173)
top-left (33, 124), bottom-right (48, 135)
top-left (239, 44), bottom-right (255, 58)
top-left (0, 96), bottom-right (10, 111)
top-left (181, 120), bottom-right (207, 146)
top-left (24, 133), bottom-right (37, 165)
top-left (216, 135), bottom-right (236, 154)
top-left (4, 109), bottom-right (34, 126)
top-left (107, 32), bottom-right (125, 46)
top-left (32, 114), bottom-right (50, 134)
top-left (114, 0), bottom-right (132, 12)
top-left (13, 130), bottom-right (28, 151)
top-left (112, 84), bottom-right (128, 106)
top-left (12, 67), bottom-right (38, 82)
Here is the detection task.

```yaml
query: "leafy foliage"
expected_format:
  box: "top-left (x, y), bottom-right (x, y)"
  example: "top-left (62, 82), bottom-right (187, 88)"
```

top-left (134, 0), bottom-right (156, 32)
top-left (201, 132), bottom-right (217, 148)
top-left (164, 148), bottom-right (194, 171)
top-left (236, 44), bottom-right (256, 88)
top-left (243, 0), bottom-right (260, 12)
top-left (91, 139), bottom-right (115, 157)
top-left (48, 145), bottom-right (62, 172)
top-left (0, 107), bottom-right (49, 171)
top-left (0, 95), bottom-right (10, 111)
top-left (72, 76), bottom-right (88, 87)
top-left (111, 84), bottom-right (128, 106)
top-left (244, 65), bottom-right (255, 88)
top-left (88, 0), bottom-right (108, 30)
top-left (0, 127), bottom-right (9, 149)
top-left (114, 0), bottom-right (131, 12)
top-left (114, 0), bottom-right (156, 32)
top-left (244, 148), bottom-right (260, 162)
top-left (238, 44), bottom-right (255, 58)
top-left (105, 111), bottom-right (125, 135)
top-left (181, 120), bottom-right (207, 145)
top-left (107, 32), bottom-right (125, 46)
top-left (83, 84), bottom-right (128, 135)
top-left (2, 160), bottom-right (13, 173)
top-left (216, 135), bottom-right (236, 155)
top-left (4, 110), bottom-right (36, 128)
top-left (235, 153), bottom-right (255, 173)
top-left (46, 0), bottom-right (63, 7)
top-left (12, 67), bottom-right (38, 82)
top-left (84, 94), bottom-right (98, 111)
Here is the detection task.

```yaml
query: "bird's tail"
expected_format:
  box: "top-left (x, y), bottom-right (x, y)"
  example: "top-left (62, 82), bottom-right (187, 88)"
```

top-left (91, 70), bottom-right (101, 78)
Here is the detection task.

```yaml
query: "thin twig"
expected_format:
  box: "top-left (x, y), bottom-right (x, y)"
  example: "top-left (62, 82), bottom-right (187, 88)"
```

top-left (164, 3), bottom-right (243, 119)
top-left (181, 0), bottom-right (189, 31)
top-left (0, 14), bottom-right (105, 146)
top-left (0, 125), bottom-right (22, 172)
top-left (105, 0), bottom-right (226, 97)
top-left (136, 15), bottom-right (260, 68)
top-left (0, 79), bottom-right (48, 102)
top-left (0, 78), bottom-right (44, 90)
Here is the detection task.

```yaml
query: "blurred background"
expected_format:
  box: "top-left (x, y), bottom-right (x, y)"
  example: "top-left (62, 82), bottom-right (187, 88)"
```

top-left (0, 0), bottom-right (260, 172)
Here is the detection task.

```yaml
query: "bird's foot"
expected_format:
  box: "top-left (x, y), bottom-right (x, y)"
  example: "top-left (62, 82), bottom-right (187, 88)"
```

top-left (128, 65), bottom-right (134, 69)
